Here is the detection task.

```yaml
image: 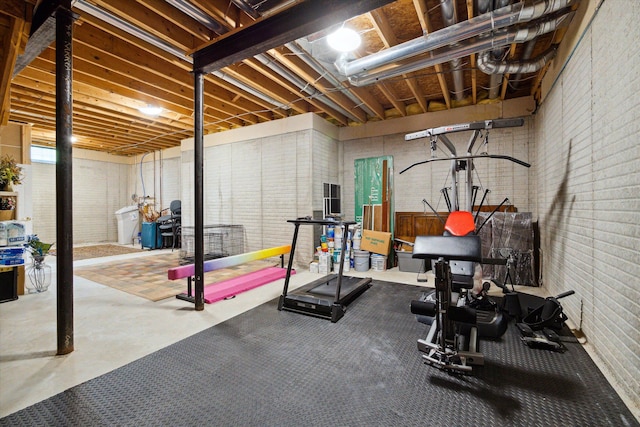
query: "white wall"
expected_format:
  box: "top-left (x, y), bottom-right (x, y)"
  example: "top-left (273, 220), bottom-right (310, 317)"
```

top-left (533, 0), bottom-right (639, 416)
top-left (180, 116), bottom-right (339, 266)
top-left (31, 150), bottom-right (132, 244)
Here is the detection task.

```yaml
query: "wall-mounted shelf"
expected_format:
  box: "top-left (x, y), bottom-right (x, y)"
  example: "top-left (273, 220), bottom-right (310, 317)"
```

top-left (0, 191), bottom-right (19, 220)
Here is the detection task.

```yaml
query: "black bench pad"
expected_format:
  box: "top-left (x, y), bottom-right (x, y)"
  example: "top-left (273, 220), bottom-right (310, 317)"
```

top-left (412, 235), bottom-right (482, 262)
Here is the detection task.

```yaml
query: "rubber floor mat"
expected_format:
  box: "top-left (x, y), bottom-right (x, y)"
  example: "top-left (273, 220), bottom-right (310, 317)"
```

top-left (1, 281), bottom-right (637, 426)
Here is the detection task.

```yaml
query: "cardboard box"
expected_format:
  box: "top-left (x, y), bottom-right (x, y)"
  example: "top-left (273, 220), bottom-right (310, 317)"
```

top-left (360, 230), bottom-right (392, 255)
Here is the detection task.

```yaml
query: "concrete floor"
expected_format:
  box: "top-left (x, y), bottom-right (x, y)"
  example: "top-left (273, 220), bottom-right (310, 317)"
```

top-left (1, 248), bottom-right (455, 418)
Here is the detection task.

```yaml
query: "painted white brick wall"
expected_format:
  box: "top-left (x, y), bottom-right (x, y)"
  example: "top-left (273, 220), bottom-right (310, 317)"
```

top-left (31, 158), bottom-right (131, 244)
top-left (31, 163), bottom-right (56, 243)
top-left (181, 128), bottom-right (337, 267)
top-left (159, 157), bottom-right (181, 211)
top-left (534, 0), bottom-right (640, 414)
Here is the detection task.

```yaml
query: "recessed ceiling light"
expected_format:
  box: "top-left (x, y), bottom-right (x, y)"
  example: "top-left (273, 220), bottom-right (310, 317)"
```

top-left (71, 136), bottom-right (78, 143)
top-left (327, 27), bottom-right (361, 53)
top-left (138, 105), bottom-right (163, 116)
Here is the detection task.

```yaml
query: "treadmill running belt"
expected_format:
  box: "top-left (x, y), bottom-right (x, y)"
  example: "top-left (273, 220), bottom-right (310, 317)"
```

top-left (309, 276), bottom-right (366, 297)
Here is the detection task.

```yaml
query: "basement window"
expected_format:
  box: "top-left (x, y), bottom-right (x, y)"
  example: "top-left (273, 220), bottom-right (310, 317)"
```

top-left (31, 146), bottom-right (56, 164)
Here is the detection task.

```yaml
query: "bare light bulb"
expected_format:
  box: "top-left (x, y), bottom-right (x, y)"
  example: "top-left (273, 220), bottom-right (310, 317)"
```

top-left (327, 27), bottom-right (361, 52)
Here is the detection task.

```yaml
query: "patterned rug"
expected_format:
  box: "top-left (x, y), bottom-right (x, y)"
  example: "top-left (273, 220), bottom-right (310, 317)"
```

top-left (50, 244), bottom-right (144, 261)
top-left (74, 253), bottom-right (278, 301)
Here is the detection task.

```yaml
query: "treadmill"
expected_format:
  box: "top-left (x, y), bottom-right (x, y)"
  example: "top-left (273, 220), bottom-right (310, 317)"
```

top-left (277, 217), bottom-right (372, 322)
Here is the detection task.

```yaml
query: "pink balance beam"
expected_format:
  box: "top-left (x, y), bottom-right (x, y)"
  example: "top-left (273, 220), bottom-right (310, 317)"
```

top-left (202, 267), bottom-right (295, 304)
top-left (168, 245), bottom-right (291, 280)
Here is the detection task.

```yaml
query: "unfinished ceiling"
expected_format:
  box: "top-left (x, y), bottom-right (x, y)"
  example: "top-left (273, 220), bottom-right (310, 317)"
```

top-left (1, 0), bottom-right (580, 156)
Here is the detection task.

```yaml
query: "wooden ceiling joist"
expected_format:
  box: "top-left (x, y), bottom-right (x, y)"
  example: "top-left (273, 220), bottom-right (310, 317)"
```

top-left (0, 0), bottom-right (579, 155)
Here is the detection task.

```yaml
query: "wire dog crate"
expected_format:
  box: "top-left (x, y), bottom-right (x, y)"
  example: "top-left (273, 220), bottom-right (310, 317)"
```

top-left (179, 224), bottom-right (245, 264)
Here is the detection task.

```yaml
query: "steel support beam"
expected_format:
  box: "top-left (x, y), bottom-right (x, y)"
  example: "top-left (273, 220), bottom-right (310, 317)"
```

top-left (192, 0), bottom-right (395, 74)
top-left (55, 1), bottom-right (74, 355)
top-left (194, 72), bottom-right (205, 311)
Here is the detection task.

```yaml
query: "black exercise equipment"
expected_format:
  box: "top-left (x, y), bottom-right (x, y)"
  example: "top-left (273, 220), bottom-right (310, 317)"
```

top-left (411, 229), bottom-right (508, 373)
top-left (278, 217), bottom-right (372, 323)
top-left (522, 290), bottom-right (575, 330)
top-left (515, 290), bottom-right (575, 351)
top-left (403, 119), bottom-right (528, 373)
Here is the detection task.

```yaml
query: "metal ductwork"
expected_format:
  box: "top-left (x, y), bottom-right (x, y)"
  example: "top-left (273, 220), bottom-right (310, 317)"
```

top-left (170, 0), bottom-right (367, 121)
top-left (440, 0), bottom-right (465, 101)
top-left (165, 0), bottom-right (228, 35)
top-left (347, 9), bottom-right (575, 87)
top-left (336, 0), bottom-right (575, 84)
top-left (511, 39), bottom-right (537, 89)
top-left (481, 0), bottom-right (513, 99)
top-left (73, 0), bottom-right (295, 112)
top-left (477, 45), bottom-right (557, 75)
top-left (255, 52), bottom-right (363, 122)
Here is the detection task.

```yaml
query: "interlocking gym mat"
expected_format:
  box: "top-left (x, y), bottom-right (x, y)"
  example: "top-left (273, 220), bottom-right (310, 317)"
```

top-left (1, 281), bottom-right (636, 426)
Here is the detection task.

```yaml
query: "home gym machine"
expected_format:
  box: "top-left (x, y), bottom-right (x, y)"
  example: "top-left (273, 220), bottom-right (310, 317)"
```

top-left (401, 118), bottom-right (531, 372)
top-left (278, 217), bottom-right (372, 323)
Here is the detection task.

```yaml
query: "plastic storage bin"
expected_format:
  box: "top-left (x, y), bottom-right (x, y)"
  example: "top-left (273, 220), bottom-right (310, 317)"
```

top-left (141, 222), bottom-right (162, 249)
top-left (115, 205), bottom-right (140, 245)
top-left (396, 251), bottom-right (426, 273)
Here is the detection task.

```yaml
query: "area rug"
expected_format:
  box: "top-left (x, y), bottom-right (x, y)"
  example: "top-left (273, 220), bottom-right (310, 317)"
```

top-left (50, 244), bottom-right (144, 261)
top-left (74, 253), bottom-right (278, 301)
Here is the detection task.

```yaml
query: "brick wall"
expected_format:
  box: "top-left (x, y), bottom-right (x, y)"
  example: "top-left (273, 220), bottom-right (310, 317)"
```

top-left (534, 0), bottom-right (639, 414)
top-left (181, 128), bottom-right (338, 266)
top-left (31, 156), bottom-right (131, 244)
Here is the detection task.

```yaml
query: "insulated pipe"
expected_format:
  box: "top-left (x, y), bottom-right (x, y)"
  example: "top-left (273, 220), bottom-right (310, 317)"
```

top-left (512, 39), bottom-right (538, 88)
top-left (488, 0), bottom-right (513, 99)
top-left (440, 0), bottom-right (466, 101)
top-left (478, 45), bottom-right (557, 75)
top-left (255, 53), bottom-right (364, 122)
top-left (348, 10), bottom-right (574, 87)
top-left (336, 0), bottom-right (575, 77)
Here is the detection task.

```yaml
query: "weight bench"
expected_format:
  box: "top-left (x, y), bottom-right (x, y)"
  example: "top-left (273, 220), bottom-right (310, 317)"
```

top-left (410, 235), bottom-right (485, 373)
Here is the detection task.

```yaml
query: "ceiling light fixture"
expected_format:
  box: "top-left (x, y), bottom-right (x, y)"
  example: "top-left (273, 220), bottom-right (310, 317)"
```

top-left (138, 105), bottom-right (163, 116)
top-left (327, 27), bottom-right (361, 53)
top-left (71, 136), bottom-right (78, 143)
